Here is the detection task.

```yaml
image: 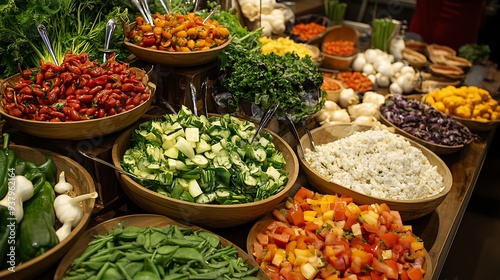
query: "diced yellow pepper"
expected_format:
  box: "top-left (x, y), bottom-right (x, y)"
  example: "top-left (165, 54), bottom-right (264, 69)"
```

top-left (323, 210), bottom-right (335, 222)
top-left (272, 249), bottom-right (286, 267)
top-left (304, 210), bottom-right (317, 222)
top-left (326, 274), bottom-right (339, 280)
top-left (301, 263), bottom-right (319, 280)
top-left (411, 241), bottom-right (424, 251)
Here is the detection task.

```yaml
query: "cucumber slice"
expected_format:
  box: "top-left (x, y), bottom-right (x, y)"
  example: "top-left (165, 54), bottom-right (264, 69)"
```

top-left (175, 137), bottom-right (195, 159)
top-left (188, 179), bottom-right (203, 198)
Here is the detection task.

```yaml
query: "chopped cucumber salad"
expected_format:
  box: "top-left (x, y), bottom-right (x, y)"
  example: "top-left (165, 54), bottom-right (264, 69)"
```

top-left (122, 106), bottom-right (288, 204)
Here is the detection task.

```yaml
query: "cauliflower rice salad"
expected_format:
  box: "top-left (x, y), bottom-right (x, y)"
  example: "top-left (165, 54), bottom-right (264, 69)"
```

top-left (304, 128), bottom-right (444, 200)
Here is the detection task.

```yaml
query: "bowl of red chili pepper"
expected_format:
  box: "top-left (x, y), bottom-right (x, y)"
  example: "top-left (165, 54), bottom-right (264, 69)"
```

top-left (123, 12), bottom-right (232, 67)
top-left (0, 51), bottom-right (155, 140)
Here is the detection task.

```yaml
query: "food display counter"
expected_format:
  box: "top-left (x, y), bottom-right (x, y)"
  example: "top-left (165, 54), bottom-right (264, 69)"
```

top-left (3, 94), bottom-right (495, 280)
top-left (1, 1), bottom-right (498, 279)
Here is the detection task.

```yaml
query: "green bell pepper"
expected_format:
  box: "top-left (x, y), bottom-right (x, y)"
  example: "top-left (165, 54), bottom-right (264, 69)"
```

top-left (36, 157), bottom-right (57, 186)
top-left (0, 133), bottom-right (17, 199)
top-left (0, 206), bottom-right (15, 267)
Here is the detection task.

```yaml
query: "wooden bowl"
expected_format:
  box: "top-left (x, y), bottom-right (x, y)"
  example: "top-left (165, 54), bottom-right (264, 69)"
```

top-left (421, 94), bottom-right (500, 132)
top-left (0, 145), bottom-right (96, 280)
top-left (123, 22), bottom-right (232, 67)
top-left (321, 77), bottom-right (344, 103)
top-left (378, 111), bottom-right (464, 155)
top-left (320, 25), bottom-right (359, 70)
top-left (297, 124), bottom-right (453, 221)
top-left (111, 123), bottom-right (299, 228)
top-left (449, 116), bottom-right (500, 132)
top-left (286, 14), bottom-right (331, 46)
top-left (54, 214), bottom-right (269, 280)
top-left (0, 68), bottom-right (154, 140)
top-left (247, 206), bottom-right (432, 280)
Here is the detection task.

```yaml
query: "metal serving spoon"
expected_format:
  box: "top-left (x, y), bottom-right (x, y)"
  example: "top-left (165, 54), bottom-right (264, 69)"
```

top-left (250, 102), bottom-right (279, 144)
top-left (286, 113), bottom-right (306, 158)
top-left (202, 5), bottom-right (219, 24)
top-left (37, 24), bottom-right (59, 66)
top-left (78, 149), bottom-right (163, 185)
top-left (131, 0), bottom-right (153, 25)
top-left (102, 18), bottom-right (117, 63)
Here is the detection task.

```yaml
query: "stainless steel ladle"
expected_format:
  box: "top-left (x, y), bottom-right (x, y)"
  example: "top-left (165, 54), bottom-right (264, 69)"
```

top-left (250, 102), bottom-right (280, 144)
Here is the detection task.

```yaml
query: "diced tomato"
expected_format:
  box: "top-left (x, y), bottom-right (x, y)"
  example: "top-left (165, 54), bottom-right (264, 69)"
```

top-left (294, 187), bottom-right (315, 202)
top-left (253, 241), bottom-right (264, 263)
top-left (340, 194), bottom-right (353, 204)
top-left (372, 258), bottom-right (398, 279)
top-left (350, 248), bottom-right (373, 273)
top-left (380, 232), bottom-right (399, 249)
top-left (257, 233), bottom-right (269, 246)
top-left (406, 267), bottom-right (423, 280)
top-left (267, 221), bottom-right (289, 233)
top-left (272, 208), bottom-right (288, 223)
top-left (363, 223), bottom-right (380, 234)
top-left (344, 212), bottom-right (358, 230)
top-left (262, 263), bottom-right (280, 280)
top-left (370, 271), bottom-right (384, 280)
top-left (319, 263), bottom-right (337, 278)
top-left (268, 233), bottom-right (290, 248)
top-left (304, 222), bottom-right (320, 232)
top-left (287, 204), bottom-right (305, 227)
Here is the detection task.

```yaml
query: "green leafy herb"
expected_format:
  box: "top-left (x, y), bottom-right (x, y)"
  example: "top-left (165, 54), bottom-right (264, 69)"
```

top-left (0, 0), bottom-right (130, 78)
top-left (458, 44), bottom-right (490, 65)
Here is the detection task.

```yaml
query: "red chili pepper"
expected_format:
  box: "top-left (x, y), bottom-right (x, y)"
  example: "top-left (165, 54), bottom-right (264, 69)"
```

top-left (121, 83), bottom-right (134, 92)
top-left (47, 87), bottom-right (60, 104)
top-left (9, 108), bottom-right (23, 117)
top-left (77, 94), bottom-right (94, 103)
top-left (50, 110), bottom-right (65, 119)
top-left (67, 65), bottom-right (82, 75)
top-left (89, 86), bottom-right (102, 96)
top-left (53, 77), bottom-right (62, 87)
top-left (94, 75), bottom-right (109, 86)
top-left (66, 84), bottom-right (76, 96)
top-left (75, 88), bottom-right (90, 95)
top-left (36, 72), bottom-right (44, 85)
top-left (44, 69), bottom-right (56, 80)
top-left (125, 104), bottom-right (135, 110)
top-left (18, 86), bottom-right (32, 95)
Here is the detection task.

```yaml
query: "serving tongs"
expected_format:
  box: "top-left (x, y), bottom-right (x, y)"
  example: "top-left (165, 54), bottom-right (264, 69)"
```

top-left (250, 102), bottom-right (280, 144)
top-left (102, 18), bottom-right (117, 63)
top-left (131, 0), bottom-right (154, 26)
top-left (37, 24), bottom-right (59, 66)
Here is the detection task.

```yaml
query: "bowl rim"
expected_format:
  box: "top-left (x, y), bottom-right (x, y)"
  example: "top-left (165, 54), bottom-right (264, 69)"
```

top-left (297, 123), bottom-right (453, 204)
top-left (111, 122), bottom-right (299, 210)
top-left (123, 35), bottom-right (233, 55)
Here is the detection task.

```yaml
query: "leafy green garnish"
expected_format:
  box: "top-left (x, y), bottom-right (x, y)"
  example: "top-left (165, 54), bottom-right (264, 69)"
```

top-left (458, 44), bottom-right (491, 65)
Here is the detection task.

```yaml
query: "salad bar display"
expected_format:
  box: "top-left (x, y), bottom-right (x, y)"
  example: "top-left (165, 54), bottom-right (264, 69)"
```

top-left (0, 0), bottom-right (497, 280)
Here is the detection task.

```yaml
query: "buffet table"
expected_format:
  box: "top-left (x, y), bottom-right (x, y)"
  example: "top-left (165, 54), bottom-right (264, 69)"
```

top-left (4, 95), bottom-right (495, 280)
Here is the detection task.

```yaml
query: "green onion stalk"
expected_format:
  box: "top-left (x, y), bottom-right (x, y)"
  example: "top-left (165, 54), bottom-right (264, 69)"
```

top-left (324, 0), bottom-right (347, 25)
top-left (372, 18), bottom-right (397, 52)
